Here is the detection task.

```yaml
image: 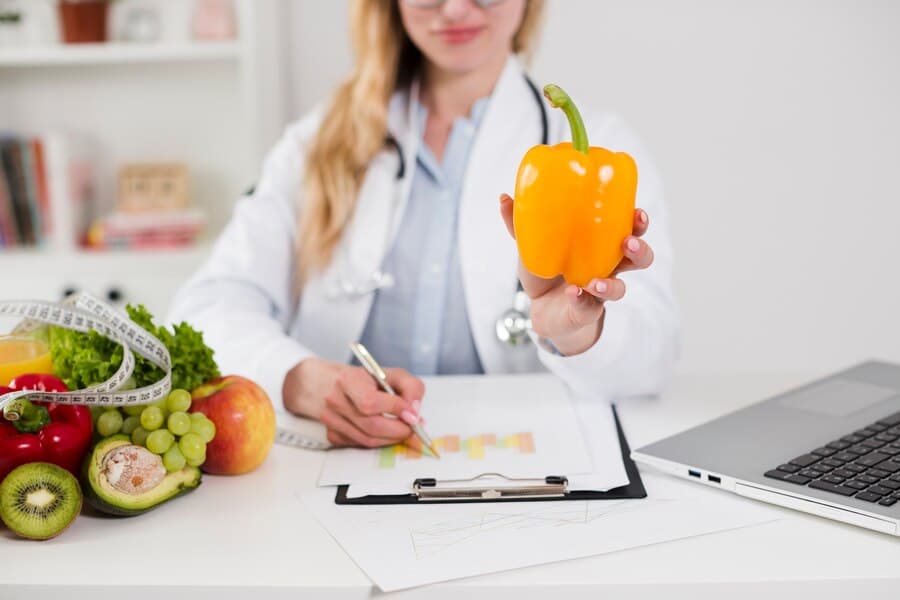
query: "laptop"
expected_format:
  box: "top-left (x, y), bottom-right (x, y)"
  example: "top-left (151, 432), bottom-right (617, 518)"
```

top-left (631, 361), bottom-right (900, 535)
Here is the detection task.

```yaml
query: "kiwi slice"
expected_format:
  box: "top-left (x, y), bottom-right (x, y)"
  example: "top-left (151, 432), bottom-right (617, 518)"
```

top-left (0, 462), bottom-right (82, 540)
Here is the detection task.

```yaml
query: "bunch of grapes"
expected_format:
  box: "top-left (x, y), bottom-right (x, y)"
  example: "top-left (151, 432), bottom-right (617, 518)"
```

top-left (94, 389), bottom-right (216, 473)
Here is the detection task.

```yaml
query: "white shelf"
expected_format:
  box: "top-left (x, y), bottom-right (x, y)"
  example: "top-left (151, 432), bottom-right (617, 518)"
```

top-left (0, 243), bottom-right (212, 262)
top-left (0, 41), bottom-right (243, 67)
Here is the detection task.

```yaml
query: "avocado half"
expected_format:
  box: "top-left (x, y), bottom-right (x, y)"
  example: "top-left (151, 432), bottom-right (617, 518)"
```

top-left (82, 435), bottom-right (201, 517)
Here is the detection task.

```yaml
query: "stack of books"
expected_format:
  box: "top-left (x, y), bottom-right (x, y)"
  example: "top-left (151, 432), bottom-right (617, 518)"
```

top-left (86, 208), bottom-right (206, 250)
top-left (0, 133), bottom-right (96, 250)
top-left (0, 136), bottom-right (51, 248)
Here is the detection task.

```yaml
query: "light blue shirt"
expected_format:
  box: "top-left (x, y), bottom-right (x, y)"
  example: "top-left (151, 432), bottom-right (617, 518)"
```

top-left (358, 96), bottom-right (491, 375)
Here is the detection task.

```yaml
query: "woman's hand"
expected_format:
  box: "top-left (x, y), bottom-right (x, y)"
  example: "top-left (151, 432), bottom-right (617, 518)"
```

top-left (283, 357), bottom-right (426, 448)
top-left (499, 193), bottom-right (655, 356)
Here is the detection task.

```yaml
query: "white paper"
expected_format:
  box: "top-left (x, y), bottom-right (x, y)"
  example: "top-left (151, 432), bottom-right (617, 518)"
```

top-left (567, 395), bottom-right (630, 490)
top-left (319, 375), bottom-right (596, 488)
top-left (344, 392), bottom-right (629, 497)
top-left (302, 473), bottom-right (781, 592)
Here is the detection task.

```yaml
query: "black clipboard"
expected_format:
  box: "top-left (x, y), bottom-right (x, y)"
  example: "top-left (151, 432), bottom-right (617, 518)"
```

top-left (335, 405), bottom-right (646, 505)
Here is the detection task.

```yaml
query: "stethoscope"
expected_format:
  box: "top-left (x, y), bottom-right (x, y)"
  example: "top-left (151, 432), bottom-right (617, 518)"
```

top-left (330, 75), bottom-right (549, 348)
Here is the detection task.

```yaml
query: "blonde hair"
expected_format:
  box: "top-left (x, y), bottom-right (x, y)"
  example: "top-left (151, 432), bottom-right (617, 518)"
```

top-left (297, 0), bottom-right (545, 284)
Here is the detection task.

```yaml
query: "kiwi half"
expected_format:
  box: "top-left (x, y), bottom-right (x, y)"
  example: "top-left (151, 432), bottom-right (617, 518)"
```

top-left (0, 462), bottom-right (82, 540)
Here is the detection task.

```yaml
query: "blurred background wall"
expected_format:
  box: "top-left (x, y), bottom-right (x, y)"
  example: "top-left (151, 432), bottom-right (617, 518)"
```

top-left (287, 0), bottom-right (900, 376)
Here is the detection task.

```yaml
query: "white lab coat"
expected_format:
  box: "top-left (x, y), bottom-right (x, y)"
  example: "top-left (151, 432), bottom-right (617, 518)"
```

top-left (168, 56), bottom-right (679, 408)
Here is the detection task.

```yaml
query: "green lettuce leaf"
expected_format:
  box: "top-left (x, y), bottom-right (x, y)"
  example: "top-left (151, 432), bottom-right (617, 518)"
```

top-left (49, 304), bottom-right (220, 392)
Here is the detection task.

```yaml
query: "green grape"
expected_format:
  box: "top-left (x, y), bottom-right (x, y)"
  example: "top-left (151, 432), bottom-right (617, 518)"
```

top-left (96, 410), bottom-right (124, 437)
top-left (89, 406), bottom-right (105, 423)
top-left (167, 412), bottom-right (191, 436)
top-left (163, 446), bottom-right (186, 472)
top-left (155, 400), bottom-right (170, 420)
top-left (186, 452), bottom-right (206, 468)
top-left (178, 433), bottom-right (206, 462)
top-left (123, 405), bottom-right (145, 417)
top-left (131, 426), bottom-right (150, 447)
top-left (166, 389), bottom-right (192, 413)
top-left (190, 416), bottom-right (216, 443)
top-left (140, 406), bottom-right (164, 431)
top-left (190, 412), bottom-right (205, 424)
top-left (146, 429), bottom-right (175, 455)
top-left (121, 415), bottom-right (141, 435)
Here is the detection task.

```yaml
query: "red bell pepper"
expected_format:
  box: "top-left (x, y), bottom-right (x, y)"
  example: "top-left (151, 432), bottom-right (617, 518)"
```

top-left (0, 374), bottom-right (93, 482)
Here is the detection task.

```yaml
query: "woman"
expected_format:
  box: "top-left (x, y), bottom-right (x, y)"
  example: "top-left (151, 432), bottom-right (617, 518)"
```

top-left (169, 0), bottom-right (678, 449)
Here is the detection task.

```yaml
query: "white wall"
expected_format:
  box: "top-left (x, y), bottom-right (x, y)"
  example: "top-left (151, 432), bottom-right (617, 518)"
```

top-left (284, 0), bottom-right (900, 375)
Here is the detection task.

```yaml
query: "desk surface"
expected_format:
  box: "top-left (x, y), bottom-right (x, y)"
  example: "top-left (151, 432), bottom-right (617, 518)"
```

top-left (3, 371), bottom-right (900, 599)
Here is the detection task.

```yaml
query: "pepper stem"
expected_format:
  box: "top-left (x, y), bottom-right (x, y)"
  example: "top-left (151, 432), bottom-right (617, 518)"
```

top-left (8, 399), bottom-right (50, 434)
top-left (543, 84), bottom-right (589, 155)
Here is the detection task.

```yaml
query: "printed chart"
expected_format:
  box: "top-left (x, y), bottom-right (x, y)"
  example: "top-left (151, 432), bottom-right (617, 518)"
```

top-left (318, 375), bottom-right (594, 487)
top-left (378, 432), bottom-right (535, 469)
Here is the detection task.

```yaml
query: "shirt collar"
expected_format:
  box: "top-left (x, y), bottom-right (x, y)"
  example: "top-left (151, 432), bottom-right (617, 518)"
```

top-left (413, 93), bottom-right (492, 134)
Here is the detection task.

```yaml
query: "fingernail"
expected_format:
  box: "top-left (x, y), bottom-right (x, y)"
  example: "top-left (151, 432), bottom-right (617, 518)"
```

top-left (639, 210), bottom-right (648, 225)
top-left (627, 238), bottom-right (640, 253)
top-left (401, 410), bottom-right (420, 425)
top-left (412, 399), bottom-right (421, 413)
top-left (576, 287), bottom-right (583, 297)
top-left (595, 280), bottom-right (608, 294)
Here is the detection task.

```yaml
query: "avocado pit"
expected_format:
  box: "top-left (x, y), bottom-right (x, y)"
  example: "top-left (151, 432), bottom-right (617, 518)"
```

top-left (102, 445), bottom-right (166, 495)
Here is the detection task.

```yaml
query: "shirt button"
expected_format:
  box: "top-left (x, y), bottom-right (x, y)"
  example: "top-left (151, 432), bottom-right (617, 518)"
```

top-left (431, 263), bottom-right (442, 275)
top-left (420, 344), bottom-right (432, 354)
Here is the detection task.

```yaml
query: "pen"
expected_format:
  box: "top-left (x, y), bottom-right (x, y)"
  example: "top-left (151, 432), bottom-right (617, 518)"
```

top-left (348, 342), bottom-right (441, 459)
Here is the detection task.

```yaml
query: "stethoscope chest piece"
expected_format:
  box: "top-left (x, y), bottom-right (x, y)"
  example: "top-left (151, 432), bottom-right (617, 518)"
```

top-left (495, 288), bottom-right (532, 347)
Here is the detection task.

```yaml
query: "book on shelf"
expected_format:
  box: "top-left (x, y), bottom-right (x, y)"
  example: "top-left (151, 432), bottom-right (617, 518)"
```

top-left (0, 132), bottom-right (97, 251)
top-left (86, 208), bottom-right (206, 250)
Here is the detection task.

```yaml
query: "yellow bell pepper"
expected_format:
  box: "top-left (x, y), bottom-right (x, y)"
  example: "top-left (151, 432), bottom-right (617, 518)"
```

top-left (514, 84), bottom-right (638, 288)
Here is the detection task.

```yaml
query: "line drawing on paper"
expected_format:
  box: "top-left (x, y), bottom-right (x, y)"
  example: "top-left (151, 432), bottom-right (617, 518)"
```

top-left (408, 499), bottom-right (671, 559)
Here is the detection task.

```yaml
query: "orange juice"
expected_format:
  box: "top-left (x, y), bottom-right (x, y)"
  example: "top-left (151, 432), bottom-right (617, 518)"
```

top-left (0, 336), bottom-right (54, 386)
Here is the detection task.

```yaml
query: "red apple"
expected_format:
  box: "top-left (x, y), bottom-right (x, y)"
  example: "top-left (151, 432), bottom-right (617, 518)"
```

top-left (190, 376), bottom-right (276, 475)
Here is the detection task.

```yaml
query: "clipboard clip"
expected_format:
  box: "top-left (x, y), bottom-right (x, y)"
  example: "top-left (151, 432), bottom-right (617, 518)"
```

top-left (413, 472), bottom-right (569, 501)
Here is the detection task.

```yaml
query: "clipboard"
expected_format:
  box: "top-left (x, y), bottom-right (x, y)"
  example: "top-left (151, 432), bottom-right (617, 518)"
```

top-left (334, 405), bottom-right (646, 505)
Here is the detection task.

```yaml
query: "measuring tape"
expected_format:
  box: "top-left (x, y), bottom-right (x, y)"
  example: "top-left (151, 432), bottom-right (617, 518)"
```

top-left (0, 293), bottom-right (330, 451)
top-left (275, 429), bottom-right (330, 451)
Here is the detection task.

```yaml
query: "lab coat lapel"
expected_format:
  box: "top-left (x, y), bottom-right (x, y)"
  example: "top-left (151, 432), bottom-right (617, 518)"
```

top-left (295, 87), bottom-right (418, 363)
top-left (459, 56), bottom-right (545, 373)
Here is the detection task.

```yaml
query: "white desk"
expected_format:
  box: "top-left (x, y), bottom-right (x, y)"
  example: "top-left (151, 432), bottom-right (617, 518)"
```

top-left (3, 372), bottom-right (900, 599)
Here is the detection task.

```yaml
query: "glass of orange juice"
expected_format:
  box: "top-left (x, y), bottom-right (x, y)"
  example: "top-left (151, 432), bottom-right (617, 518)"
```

top-left (0, 335), bottom-right (54, 387)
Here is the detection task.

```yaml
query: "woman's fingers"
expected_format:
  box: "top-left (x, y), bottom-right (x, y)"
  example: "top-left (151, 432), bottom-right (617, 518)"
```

top-left (499, 193), bottom-right (516, 239)
top-left (338, 368), bottom-right (409, 417)
top-left (633, 208), bottom-right (650, 238)
top-left (384, 368), bottom-right (425, 414)
top-left (323, 390), bottom-right (411, 447)
top-left (612, 236), bottom-right (655, 275)
top-left (582, 277), bottom-right (626, 301)
top-left (561, 285), bottom-right (606, 328)
top-left (325, 428), bottom-right (354, 448)
top-left (321, 404), bottom-right (383, 448)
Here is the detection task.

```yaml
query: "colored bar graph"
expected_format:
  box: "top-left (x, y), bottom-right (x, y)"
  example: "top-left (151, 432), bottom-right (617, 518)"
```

top-left (377, 432), bottom-right (536, 469)
top-left (518, 432), bottom-right (535, 453)
top-left (437, 435), bottom-right (460, 452)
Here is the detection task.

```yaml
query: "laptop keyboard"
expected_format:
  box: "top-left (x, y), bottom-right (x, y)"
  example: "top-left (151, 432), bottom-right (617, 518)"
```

top-left (765, 410), bottom-right (900, 507)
